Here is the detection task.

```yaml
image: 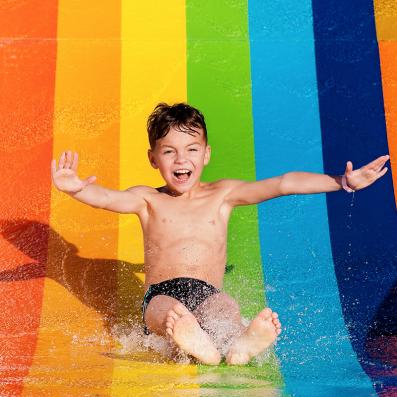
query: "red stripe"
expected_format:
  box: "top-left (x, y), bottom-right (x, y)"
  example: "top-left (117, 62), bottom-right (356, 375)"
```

top-left (0, 1), bottom-right (58, 395)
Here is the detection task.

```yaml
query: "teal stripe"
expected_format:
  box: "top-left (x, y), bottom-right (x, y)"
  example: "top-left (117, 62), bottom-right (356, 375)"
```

top-left (186, 0), bottom-right (283, 390)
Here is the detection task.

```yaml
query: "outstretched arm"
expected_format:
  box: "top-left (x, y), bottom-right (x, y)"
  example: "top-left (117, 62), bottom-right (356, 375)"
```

top-left (224, 155), bottom-right (389, 207)
top-left (51, 151), bottom-right (148, 214)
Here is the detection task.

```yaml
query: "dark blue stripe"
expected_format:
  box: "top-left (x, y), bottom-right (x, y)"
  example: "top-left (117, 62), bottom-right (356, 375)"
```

top-left (312, 0), bottom-right (397, 392)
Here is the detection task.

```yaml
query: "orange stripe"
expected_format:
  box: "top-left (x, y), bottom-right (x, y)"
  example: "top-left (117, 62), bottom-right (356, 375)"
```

top-left (378, 42), bottom-right (397, 205)
top-left (21, 1), bottom-right (120, 395)
top-left (0, 1), bottom-right (58, 395)
top-left (374, 1), bottom-right (397, 206)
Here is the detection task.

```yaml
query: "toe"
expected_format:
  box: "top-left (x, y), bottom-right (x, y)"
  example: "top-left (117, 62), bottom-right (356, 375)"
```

top-left (227, 352), bottom-right (250, 366)
top-left (166, 320), bottom-right (173, 329)
top-left (172, 303), bottom-right (190, 316)
top-left (271, 312), bottom-right (279, 319)
top-left (260, 308), bottom-right (272, 320)
top-left (167, 309), bottom-right (179, 321)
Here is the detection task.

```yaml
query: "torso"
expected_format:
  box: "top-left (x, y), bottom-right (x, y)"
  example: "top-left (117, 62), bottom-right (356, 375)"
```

top-left (137, 181), bottom-right (233, 290)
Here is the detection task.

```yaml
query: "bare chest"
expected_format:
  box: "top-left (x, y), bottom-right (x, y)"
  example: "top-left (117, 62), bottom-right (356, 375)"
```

top-left (150, 201), bottom-right (224, 236)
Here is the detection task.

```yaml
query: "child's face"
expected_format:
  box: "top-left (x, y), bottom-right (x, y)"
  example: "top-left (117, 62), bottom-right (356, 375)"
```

top-left (148, 126), bottom-right (211, 194)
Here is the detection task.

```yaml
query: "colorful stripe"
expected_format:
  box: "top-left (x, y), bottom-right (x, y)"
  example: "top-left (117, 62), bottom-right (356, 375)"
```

top-left (249, 0), bottom-right (375, 395)
top-left (373, 3), bottom-right (397, 392)
top-left (374, 0), bottom-right (397, 205)
top-left (113, 1), bottom-right (199, 395)
top-left (23, 0), bottom-right (121, 394)
top-left (0, 1), bottom-right (396, 395)
top-left (186, 0), bottom-right (282, 388)
top-left (0, 1), bottom-right (58, 395)
top-left (312, 0), bottom-right (397, 390)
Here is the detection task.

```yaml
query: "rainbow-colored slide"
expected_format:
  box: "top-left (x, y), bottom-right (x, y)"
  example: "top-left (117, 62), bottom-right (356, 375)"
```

top-left (0, 1), bottom-right (395, 396)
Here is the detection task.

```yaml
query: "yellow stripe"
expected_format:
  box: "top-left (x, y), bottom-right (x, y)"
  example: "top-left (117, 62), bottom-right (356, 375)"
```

top-left (23, 1), bottom-right (120, 395)
top-left (113, 1), bottom-right (199, 395)
top-left (111, 359), bottom-right (199, 396)
top-left (373, 0), bottom-right (397, 40)
top-left (118, 1), bottom-right (188, 263)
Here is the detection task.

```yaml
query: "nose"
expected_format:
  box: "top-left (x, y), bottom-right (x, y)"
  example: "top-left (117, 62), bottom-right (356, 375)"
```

top-left (174, 151), bottom-right (187, 164)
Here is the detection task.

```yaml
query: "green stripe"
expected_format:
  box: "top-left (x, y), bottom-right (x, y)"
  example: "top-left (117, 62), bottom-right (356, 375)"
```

top-left (186, 0), bottom-right (282, 390)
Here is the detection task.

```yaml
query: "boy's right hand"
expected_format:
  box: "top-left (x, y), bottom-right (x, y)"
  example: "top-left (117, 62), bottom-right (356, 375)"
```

top-left (51, 151), bottom-right (96, 194)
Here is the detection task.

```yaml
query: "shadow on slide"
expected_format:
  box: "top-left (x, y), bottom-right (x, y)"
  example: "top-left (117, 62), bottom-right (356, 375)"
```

top-left (365, 280), bottom-right (397, 394)
top-left (0, 219), bottom-right (145, 332)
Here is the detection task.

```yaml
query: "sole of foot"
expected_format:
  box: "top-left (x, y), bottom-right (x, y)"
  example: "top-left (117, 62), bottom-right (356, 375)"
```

top-left (226, 307), bottom-right (281, 365)
top-left (166, 303), bottom-right (221, 365)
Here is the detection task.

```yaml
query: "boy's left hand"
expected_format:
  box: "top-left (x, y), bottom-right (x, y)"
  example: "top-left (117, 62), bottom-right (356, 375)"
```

top-left (345, 155), bottom-right (390, 191)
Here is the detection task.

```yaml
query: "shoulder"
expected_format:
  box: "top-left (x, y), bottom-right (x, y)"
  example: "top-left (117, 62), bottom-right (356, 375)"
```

top-left (205, 179), bottom-right (246, 202)
top-left (125, 185), bottom-right (158, 199)
top-left (126, 185), bottom-right (156, 193)
top-left (210, 178), bottom-right (246, 192)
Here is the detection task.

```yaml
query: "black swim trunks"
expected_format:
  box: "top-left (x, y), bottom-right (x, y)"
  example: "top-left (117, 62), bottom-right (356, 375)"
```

top-left (142, 277), bottom-right (220, 334)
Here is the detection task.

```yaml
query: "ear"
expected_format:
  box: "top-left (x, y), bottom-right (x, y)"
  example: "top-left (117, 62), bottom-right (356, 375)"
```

top-left (148, 149), bottom-right (158, 169)
top-left (204, 144), bottom-right (211, 166)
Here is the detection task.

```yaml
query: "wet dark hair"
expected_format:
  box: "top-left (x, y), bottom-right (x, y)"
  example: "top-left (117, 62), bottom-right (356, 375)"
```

top-left (147, 103), bottom-right (207, 149)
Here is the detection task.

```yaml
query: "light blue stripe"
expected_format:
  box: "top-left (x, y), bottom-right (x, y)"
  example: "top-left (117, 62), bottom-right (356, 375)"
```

top-left (248, 1), bottom-right (375, 395)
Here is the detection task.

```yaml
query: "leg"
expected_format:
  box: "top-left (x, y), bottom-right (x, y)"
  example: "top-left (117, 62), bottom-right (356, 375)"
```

top-left (144, 295), bottom-right (181, 336)
top-left (145, 295), bottom-right (221, 365)
top-left (226, 308), bottom-right (282, 365)
top-left (193, 292), bottom-right (282, 365)
top-left (166, 303), bottom-right (221, 365)
top-left (193, 292), bottom-right (246, 354)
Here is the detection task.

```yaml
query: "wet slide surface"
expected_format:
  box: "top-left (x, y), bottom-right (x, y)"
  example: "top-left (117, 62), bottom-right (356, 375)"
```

top-left (0, 1), bottom-right (396, 396)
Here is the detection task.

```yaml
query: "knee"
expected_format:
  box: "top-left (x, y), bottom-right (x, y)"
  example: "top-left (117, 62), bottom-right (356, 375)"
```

top-left (144, 295), bottom-right (180, 335)
top-left (216, 293), bottom-right (240, 317)
top-left (199, 292), bottom-right (240, 319)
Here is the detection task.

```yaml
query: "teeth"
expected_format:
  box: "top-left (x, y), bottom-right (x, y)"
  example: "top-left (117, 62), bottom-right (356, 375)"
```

top-left (174, 169), bottom-right (190, 174)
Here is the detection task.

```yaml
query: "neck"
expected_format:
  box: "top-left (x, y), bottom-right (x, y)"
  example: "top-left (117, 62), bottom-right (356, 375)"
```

top-left (161, 182), bottom-right (203, 198)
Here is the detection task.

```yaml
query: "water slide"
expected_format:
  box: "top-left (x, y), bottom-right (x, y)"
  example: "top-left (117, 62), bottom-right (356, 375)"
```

top-left (0, 1), bottom-right (395, 396)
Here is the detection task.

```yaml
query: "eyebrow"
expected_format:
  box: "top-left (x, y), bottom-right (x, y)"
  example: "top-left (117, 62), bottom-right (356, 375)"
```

top-left (160, 142), bottom-right (200, 149)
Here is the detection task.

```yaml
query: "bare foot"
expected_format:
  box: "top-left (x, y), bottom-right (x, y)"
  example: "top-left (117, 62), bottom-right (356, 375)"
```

top-left (165, 303), bottom-right (221, 365)
top-left (226, 308), bottom-right (281, 365)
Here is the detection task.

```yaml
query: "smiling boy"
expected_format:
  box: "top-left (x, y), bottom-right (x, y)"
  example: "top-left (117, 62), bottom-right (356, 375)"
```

top-left (51, 103), bottom-right (389, 365)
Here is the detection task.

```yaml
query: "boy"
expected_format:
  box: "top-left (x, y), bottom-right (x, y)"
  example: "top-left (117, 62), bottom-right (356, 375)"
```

top-left (51, 103), bottom-right (389, 365)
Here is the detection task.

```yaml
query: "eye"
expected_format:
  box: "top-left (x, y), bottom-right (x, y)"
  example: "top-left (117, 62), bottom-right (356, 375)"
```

top-left (163, 150), bottom-right (173, 154)
top-left (189, 148), bottom-right (198, 152)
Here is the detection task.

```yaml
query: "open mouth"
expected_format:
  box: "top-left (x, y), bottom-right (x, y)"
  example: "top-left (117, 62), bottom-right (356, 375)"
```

top-left (173, 169), bottom-right (192, 183)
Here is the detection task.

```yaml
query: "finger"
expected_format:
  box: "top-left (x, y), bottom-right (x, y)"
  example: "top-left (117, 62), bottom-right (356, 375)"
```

top-left (375, 162), bottom-right (387, 173)
top-left (367, 155), bottom-right (389, 171)
top-left (375, 155), bottom-right (390, 172)
top-left (50, 159), bottom-right (57, 184)
top-left (51, 159), bottom-right (56, 175)
top-left (377, 167), bottom-right (388, 178)
top-left (58, 151), bottom-right (66, 169)
top-left (345, 161), bottom-right (353, 175)
top-left (65, 150), bottom-right (73, 168)
top-left (71, 152), bottom-right (78, 172)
